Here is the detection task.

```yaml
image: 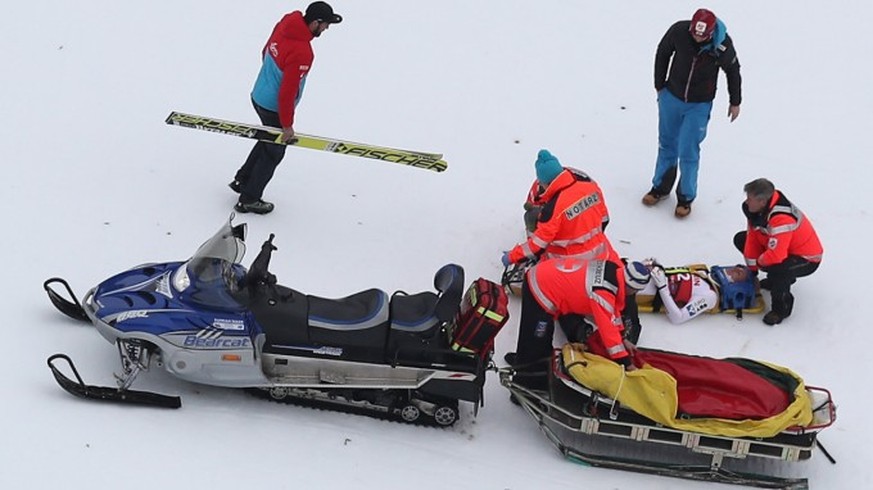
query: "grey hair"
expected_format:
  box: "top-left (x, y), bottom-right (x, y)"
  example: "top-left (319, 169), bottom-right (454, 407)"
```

top-left (743, 178), bottom-right (775, 201)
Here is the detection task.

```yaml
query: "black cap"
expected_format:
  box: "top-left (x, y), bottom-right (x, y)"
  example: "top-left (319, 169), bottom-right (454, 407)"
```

top-left (305, 2), bottom-right (343, 24)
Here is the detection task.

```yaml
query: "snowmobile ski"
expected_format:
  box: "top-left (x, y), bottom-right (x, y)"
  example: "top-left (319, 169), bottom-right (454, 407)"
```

top-left (165, 111), bottom-right (448, 173)
top-left (44, 278), bottom-right (89, 322)
top-left (47, 354), bottom-right (181, 409)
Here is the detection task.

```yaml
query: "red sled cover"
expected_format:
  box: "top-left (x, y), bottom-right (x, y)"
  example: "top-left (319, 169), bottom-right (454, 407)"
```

top-left (633, 349), bottom-right (794, 420)
top-left (451, 278), bottom-right (509, 359)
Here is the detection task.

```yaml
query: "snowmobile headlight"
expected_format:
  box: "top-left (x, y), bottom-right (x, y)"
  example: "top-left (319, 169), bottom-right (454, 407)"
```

top-left (172, 265), bottom-right (190, 292)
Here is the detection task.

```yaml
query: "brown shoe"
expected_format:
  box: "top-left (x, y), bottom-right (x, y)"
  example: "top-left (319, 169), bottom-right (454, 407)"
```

top-left (674, 203), bottom-right (691, 218)
top-left (642, 191), bottom-right (667, 206)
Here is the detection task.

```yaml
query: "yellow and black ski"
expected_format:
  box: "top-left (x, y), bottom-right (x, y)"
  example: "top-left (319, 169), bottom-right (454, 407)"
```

top-left (165, 111), bottom-right (447, 173)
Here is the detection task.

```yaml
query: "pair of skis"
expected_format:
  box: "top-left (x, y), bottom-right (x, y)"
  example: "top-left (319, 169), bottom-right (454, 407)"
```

top-left (165, 111), bottom-right (447, 173)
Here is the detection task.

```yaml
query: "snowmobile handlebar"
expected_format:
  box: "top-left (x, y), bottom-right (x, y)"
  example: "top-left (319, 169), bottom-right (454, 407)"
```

top-left (245, 234), bottom-right (279, 289)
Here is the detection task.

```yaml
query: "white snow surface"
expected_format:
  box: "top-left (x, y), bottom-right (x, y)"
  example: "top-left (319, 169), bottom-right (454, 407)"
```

top-left (3, 1), bottom-right (871, 489)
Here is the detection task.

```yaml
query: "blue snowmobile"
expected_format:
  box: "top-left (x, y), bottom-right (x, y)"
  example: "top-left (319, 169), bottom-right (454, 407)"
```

top-left (45, 217), bottom-right (502, 426)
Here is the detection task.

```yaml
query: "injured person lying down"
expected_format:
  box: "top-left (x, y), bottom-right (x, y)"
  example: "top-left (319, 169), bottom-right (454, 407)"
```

top-left (634, 261), bottom-right (761, 324)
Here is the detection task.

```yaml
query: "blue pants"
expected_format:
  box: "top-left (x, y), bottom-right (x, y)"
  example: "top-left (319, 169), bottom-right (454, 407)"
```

top-left (650, 89), bottom-right (712, 203)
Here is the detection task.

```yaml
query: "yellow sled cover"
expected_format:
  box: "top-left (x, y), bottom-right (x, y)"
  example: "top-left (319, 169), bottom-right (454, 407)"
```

top-left (562, 344), bottom-right (813, 438)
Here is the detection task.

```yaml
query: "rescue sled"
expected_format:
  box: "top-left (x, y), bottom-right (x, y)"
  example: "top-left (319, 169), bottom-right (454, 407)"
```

top-left (500, 344), bottom-right (836, 489)
top-left (44, 217), bottom-right (509, 426)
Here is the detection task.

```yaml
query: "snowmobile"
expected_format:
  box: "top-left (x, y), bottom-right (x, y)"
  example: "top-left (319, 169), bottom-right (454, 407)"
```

top-left (501, 344), bottom-right (837, 489)
top-left (44, 217), bottom-right (505, 426)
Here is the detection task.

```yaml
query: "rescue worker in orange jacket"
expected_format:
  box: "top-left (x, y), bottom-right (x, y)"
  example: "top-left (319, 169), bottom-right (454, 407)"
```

top-left (503, 150), bottom-right (613, 267)
top-left (507, 257), bottom-right (651, 390)
top-left (733, 178), bottom-right (823, 325)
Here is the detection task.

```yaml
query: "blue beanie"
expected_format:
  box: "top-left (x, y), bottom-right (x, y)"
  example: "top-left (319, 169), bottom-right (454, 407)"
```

top-left (535, 149), bottom-right (563, 185)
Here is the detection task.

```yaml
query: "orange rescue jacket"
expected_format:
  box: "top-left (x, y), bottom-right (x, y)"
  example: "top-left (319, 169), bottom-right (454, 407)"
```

top-left (510, 169), bottom-right (611, 263)
top-left (526, 258), bottom-right (629, 362)
top-left (742, 191), bottom-right (823, 270)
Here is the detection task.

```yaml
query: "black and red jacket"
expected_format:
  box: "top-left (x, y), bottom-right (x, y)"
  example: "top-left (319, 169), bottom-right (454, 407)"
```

top-left (655, 20), bottom-right (742, 106)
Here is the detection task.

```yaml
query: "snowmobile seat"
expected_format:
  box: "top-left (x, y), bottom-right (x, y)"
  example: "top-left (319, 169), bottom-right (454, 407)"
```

top-left (387, 264), bottom-right (465, 357)
top-left (390, 291), bottom-right (440, 333)
top-left (307, 288), bottom-right (390, 361)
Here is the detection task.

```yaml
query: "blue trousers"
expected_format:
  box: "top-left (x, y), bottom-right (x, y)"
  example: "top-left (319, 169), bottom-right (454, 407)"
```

top-left (650, 89), bottom-right (712, 203)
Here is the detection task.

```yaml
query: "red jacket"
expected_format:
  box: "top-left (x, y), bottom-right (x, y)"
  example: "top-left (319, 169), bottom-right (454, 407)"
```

top-left (742, 191), bottom-right (823, 270)
top-left (527, 258), bottom-right (629, 363)
top-left (510, 169), bottom-right (612, 263)
top-left (251, 11), bottom-right (314, 128)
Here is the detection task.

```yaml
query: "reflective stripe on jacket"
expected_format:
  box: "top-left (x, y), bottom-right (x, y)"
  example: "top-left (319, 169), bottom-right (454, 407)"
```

top-left (742, 190), bottom-right (823, 269)
top-left (527, 258), bottom-right (628, 362)
top-left (510, 169), bottom-right (611, 264)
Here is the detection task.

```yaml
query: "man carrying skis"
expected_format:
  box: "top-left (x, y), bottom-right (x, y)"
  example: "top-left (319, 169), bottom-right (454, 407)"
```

top-left (641, 8), bottom-right (742, 218)
top-left (733, 178), bottom-right (822, 325)
top-left (229, 2), bottom-right (342, 214)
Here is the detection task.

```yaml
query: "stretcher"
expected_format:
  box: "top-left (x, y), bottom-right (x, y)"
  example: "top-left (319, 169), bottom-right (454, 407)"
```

top-left (635, 264), bottom-right (766, 316)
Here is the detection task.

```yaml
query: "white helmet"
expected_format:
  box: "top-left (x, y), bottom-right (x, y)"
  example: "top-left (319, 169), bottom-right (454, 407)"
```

top-left (625, 261), bottom-right (651, 291)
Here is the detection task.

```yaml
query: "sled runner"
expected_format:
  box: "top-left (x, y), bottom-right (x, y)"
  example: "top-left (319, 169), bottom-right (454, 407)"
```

top-left (500, 344), bottom-right (836, 489)
top-left (44, 217), bottom-right (508, 426)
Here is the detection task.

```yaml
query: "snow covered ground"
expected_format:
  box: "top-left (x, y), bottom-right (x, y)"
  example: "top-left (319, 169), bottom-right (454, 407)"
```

top-left (3, 1), bottom-right (871, 488)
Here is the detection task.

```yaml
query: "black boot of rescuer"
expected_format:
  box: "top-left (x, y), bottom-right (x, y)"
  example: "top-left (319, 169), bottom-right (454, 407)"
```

top-left (764, 291), bottom-right (795, 325)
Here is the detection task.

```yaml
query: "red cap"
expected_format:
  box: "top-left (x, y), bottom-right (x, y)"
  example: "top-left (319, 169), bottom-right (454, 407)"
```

top-left (690, 8), bottom-right (717, 40)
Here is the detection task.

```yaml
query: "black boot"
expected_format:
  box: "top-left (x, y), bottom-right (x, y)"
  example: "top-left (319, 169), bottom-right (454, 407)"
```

top-left (763, 310), bottom-right (783, 325)
top-left (764, 291), bottom-right (794, 325)
top-left (235, 199), bottom-right (275, 215)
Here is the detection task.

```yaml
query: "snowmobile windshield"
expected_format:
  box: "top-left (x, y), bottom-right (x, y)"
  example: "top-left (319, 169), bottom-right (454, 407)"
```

top-left (188, 221), bottom-right (247, 270)
top-left (172, 219), bottom-right (247, 307)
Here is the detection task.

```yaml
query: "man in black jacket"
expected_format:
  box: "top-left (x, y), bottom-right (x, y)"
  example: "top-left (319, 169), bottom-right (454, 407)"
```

top-left (642, 8), bottom-right (742, 218)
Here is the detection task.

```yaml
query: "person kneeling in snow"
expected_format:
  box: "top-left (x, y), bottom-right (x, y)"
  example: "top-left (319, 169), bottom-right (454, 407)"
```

top-left (734, 178), bottom-right (823, 325)
top-left (506, 257), bottom-right (650, 390)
